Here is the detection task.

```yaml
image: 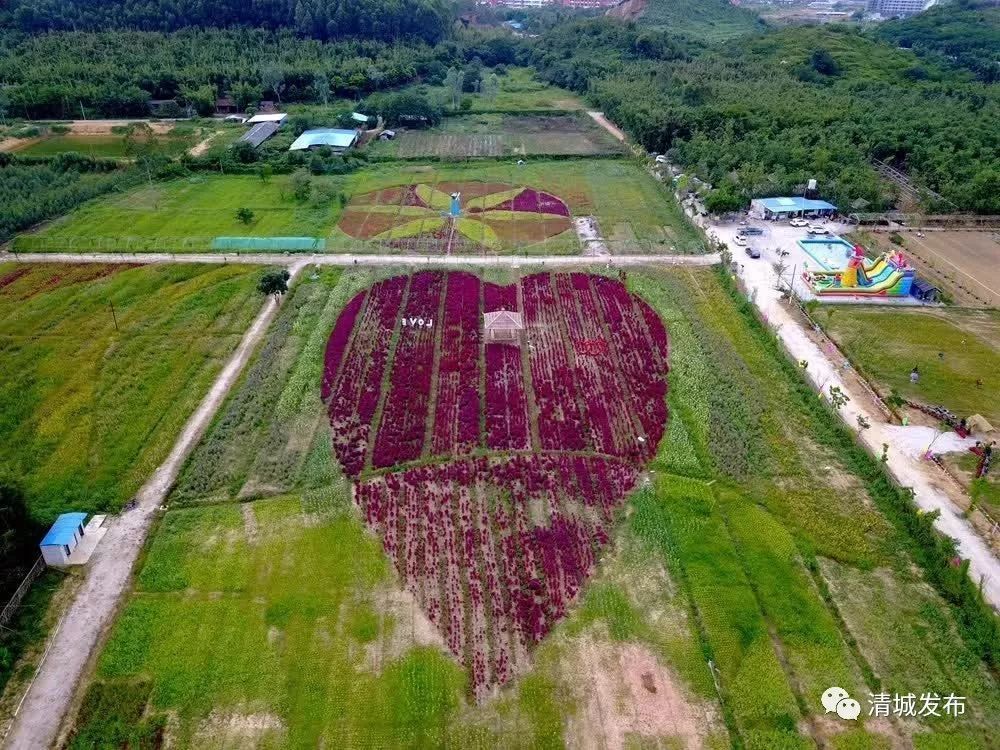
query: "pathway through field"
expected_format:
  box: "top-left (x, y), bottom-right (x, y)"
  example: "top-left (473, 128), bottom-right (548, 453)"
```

top-left (2, 261), bottom-right (307, 750)
top-left (1, 251), bottom-right (719, 267)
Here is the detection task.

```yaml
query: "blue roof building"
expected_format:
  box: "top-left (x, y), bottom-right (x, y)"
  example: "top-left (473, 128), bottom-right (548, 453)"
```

top-left (289, 129), bottom-right (358, 152)
top-left (40, 512), bottom-right (88, 565)
top-left (751, 197), bottom-right (838, 218)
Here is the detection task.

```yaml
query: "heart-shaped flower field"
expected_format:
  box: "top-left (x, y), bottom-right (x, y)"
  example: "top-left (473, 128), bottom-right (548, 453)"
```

top-left (322, 272), bottom-right (669, 700)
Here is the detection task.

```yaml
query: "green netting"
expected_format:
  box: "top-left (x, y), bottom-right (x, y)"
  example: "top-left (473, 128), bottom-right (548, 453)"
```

top-left (210, 236), bottom-right (325, 252)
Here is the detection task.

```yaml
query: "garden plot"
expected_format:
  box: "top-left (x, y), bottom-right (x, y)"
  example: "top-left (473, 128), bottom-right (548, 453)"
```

top-left (0, 262), bottom-right (261, 520)
top-left (72, 267), bottom-right (1000, 749)
top-left (376, 114), bottom-right (626, 159)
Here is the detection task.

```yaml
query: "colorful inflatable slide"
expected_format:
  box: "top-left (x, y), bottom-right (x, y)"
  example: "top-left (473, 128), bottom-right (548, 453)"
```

top-left (805, 246), bottom-right (915, 297)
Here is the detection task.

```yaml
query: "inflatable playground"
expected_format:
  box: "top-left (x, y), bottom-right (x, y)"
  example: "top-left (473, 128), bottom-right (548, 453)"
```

top-left (802, 239), bottom-right (915, 297)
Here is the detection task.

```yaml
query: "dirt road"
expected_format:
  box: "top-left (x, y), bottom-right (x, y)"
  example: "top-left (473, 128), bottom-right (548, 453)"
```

top-left (587, 112), bottom-right (628, 143)
top-left (1, 262), bottom-right (305, 750)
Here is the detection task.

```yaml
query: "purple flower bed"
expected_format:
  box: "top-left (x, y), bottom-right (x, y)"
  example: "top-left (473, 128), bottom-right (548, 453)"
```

top-left (372, 271), bottom-right (445, 468)
top-left (432, 272), bottom-right (482, 455)
top-left (322, 271), bottom-right (671, 697)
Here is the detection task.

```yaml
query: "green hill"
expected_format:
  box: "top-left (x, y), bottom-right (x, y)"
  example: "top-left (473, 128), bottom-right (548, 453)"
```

top-left (609, 0), bottom-right (766, 42)
top-left (872, 0), bottom-right (1000, 82)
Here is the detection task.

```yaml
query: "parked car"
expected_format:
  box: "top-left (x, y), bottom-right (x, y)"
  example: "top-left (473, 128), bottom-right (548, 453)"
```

top-left (733, 235), bottom-right (748, 246)
top-left (745, 246), bottom-right (761, 259)
top-left (789, 218), bottom-right (808, 227)
top-left (807, 226), bottom-right (830, 235)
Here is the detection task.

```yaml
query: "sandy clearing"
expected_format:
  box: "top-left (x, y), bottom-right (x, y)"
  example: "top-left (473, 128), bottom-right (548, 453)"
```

top-left (64, 119), bottom-right (176, 135)
top-left (2, 262), bottom-right (306, 750)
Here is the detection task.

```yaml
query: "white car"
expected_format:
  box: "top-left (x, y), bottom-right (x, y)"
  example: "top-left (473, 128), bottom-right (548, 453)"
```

top-left (733, 235), bottom-right (748, 246)
top-left (807, 225), bottom-right (830, 235)
top-left (789, 218), bottom-right (808, 227)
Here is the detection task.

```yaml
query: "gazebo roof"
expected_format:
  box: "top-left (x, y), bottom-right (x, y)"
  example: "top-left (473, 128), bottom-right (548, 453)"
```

top-left (483, 310), bottom-right (524, 330)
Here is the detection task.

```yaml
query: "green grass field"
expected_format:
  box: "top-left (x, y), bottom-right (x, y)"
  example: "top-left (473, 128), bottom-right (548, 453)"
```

top-left (14, 129), bottom-right (198, 158)
top-left (413, 67), bottom-right (585, 113)
top-left (821, 307), bottom-right (1000, 424)
top-left (17, 160), bottom-right (702, 255)
top-left (0, 262), bottom-right (262, 521)
top-left (71, 267), bottom-right (1000, 749)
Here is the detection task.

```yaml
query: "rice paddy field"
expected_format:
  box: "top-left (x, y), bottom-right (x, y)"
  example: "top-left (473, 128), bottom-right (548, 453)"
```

top-left (821, 306), bottom-right (1000, 424)
top-left (368, 114), bottom-right (626, 159)
top-left (68, 265), bottom-right (1000, 749)
top-left (16, 160), bottom-right (702, 255)
top-left (0, 262), bottom-right (262, 521)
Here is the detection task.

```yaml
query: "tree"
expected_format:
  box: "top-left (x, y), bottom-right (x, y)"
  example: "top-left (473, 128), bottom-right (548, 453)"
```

top-left (258, 164), bottom-right (273, 183)
top-left (258, 270), bottom-right (291, 298)
top-left (236, 207), bottom-right (255, 225)
top-left (231, 81), bottom-right (260, 111)
top-left (810, 48), bottom-right (841, 77)
top-left (313, 72), bottom-right (330, 106)
top-left (291, 170), bottom-right (311, 202)
top-left (181, 84), bottom-right (215, 117)
top-left (122, 122), bottom-right (155, 158)
top-left (443, 67), bottom-right (463, 110)
top-left (480, 72), bottom-right (500, 102)
top-left (0, 87), bottom-right (9, 126)
top-left (230, 140), bottom-right (257, 164)
top-left (261, 64), bottom-right (285, 104)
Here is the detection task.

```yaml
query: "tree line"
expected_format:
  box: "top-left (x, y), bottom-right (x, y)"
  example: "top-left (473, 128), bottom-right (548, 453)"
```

top-left (2, 0), bottom-right (453, 44)
top-left (0, 28), bottom-right (518, 120)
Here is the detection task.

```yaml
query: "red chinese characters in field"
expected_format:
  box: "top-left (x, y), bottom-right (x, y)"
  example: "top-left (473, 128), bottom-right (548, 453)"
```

top-left (323, 272), bottom-right (669, 699)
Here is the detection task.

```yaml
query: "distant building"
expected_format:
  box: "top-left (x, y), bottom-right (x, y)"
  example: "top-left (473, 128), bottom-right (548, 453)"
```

top-left (289, 128), bottom-right (359, 153)
top-left (750, 197), bottom-right (837, 220)
top-left (479, 0), bottom-right (619, 7)
top-left (215, 97), bottom-right (237, 115)
top-left (867, 0), bottom-right (935, 18)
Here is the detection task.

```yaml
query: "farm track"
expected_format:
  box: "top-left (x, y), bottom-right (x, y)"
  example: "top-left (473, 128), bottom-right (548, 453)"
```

top-left (1, 251), bottom-right (720, 268)
top-left (2, 261), bottom-right (308, 750)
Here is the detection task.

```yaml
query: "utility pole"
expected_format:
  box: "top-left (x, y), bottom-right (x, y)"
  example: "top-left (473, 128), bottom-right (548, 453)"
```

top-left (109, 301), bottom-right (119, 331)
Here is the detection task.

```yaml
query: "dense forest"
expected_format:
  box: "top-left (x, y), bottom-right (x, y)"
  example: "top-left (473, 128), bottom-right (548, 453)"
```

top-left (873, 0), bottom-right (1000, 83)
top-left (1, 0), bottom-right (452, 43)
top-left (527, 20), bottom-right (1000, 213)
top-left (0, 29), bottom-right (517, 119)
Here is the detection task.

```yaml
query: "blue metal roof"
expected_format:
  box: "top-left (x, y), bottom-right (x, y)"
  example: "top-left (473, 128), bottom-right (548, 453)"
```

top-left (289, 129), bottom-right (357, 151)
top-left (758, 197), bottom-right (837, 212)
top-left (40, 513), bottom-right (87, 547)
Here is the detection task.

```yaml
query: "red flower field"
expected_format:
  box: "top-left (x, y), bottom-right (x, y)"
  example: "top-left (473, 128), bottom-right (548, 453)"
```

top-left (323, 271), bottom-right (669, 699)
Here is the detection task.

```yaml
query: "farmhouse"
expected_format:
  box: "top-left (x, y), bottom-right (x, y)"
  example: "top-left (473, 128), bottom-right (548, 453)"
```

top-left (289, 128), bottom-right (359, 153)
top-left (214, 96), bottom-right (237, 115)
top-left (750, 197), bottom-right (838, 220)
top-left (483, 309), bottom-right (524, 343)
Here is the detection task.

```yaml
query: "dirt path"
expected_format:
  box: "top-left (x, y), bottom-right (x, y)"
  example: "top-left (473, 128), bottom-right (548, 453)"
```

top-left (2, 251), bottom-right (719, 268)
top-left (1, 262), bottom-right (305, 750)
top-left (187, 130), bottom-right (220, 157)
top-left (710, 220), bottom-right (1000, 610)
top-left (587, 112), bottom-right (628, 143)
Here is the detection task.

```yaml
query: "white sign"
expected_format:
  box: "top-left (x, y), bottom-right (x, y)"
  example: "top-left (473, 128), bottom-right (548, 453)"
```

top-left (400, 317), bottom-right (433, 329)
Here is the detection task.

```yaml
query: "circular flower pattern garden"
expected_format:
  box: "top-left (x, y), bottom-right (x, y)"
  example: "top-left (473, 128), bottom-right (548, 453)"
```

top-left (338, 182), bottom-right (573, 251)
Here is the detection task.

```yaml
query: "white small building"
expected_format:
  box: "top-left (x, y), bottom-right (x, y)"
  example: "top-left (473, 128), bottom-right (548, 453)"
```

top-left (246, 113), bottom-right (288, 125)
top-left (39, 512), bottom-right (88, 566)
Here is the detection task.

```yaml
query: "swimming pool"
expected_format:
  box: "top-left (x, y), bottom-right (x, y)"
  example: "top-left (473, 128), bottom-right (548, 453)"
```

top-left (797, 237), bottom-right (855, 271)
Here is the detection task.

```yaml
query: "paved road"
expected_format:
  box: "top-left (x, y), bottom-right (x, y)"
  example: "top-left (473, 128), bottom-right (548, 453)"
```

top-left (1, 262), bottom-right (306, 750)
top-left (712, 220), bottom-right (1000, 610)
top-left (1, 251), bottom-right (720, 268)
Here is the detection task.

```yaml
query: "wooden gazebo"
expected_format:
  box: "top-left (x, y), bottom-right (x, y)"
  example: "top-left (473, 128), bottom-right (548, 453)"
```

top-left (483, 310), bottom-right (524, 344)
